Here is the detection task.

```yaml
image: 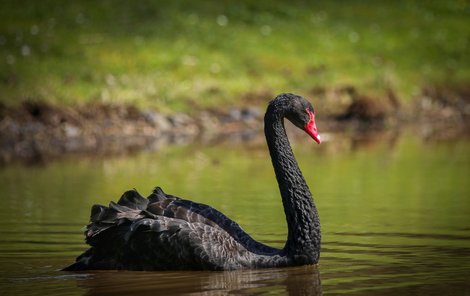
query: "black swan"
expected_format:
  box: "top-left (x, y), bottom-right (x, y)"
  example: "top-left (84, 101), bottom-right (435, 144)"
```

top-left (64, 93), bottom-right (322, 271)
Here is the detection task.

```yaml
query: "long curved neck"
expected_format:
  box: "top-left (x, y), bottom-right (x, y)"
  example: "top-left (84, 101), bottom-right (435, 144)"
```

top-left (264, 109), bottom-right (321, 262)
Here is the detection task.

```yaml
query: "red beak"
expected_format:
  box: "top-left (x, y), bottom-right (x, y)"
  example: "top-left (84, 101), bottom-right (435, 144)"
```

top-left (304, 109), bottom-right (321, 144)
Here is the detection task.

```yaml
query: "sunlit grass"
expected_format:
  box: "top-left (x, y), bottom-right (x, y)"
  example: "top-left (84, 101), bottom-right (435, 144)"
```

top-left (0, 0), bottom-right (468, 110)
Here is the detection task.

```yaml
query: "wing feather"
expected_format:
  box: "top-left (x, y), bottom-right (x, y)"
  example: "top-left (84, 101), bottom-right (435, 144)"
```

top-left (64, 187), bottom-right (280, 271)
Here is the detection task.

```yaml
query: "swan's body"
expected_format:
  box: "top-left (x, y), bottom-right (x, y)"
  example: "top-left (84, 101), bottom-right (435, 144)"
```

top-left (64, 93), bottom-right (321, 271)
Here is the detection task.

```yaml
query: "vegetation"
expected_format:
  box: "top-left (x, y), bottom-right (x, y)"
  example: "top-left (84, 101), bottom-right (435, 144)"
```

top-left (0, 0), bottom-right (468, 111)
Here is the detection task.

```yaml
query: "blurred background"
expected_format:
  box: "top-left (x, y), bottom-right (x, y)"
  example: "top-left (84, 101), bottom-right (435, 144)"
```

top-left (1, 0), bottom-right (468, 108)
top-left (1, 0), bottom-right (469, 161)
top-left (0, 1), bottom-right (469, 295)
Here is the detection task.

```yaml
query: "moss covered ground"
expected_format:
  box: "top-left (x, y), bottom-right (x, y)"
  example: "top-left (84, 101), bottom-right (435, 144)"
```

top-left (1, 0), bottom-right (469, 112)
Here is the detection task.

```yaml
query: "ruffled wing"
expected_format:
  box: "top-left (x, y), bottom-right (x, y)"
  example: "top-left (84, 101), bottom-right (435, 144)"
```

top-left (64, 187), bottom-right (278, 271)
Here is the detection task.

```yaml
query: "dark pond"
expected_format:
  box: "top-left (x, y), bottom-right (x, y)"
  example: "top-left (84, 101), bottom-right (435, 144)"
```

top-left (0, 129), bottom-right (469, 295)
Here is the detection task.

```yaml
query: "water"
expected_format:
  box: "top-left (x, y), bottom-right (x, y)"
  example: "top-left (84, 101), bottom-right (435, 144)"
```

top-left (0, 130), bottom-right (469, 295)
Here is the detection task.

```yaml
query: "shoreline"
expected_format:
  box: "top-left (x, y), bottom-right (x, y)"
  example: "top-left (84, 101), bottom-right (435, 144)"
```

top-left (1, 88), bottom-right (468, 164)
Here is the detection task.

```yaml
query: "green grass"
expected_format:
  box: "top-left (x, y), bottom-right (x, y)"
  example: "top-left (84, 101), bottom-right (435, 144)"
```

top-left (0, 0), bottom-right (469, 111)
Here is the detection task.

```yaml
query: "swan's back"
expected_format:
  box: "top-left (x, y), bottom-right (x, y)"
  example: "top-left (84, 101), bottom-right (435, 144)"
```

top-left (64, 187), bottom-right (281, 271)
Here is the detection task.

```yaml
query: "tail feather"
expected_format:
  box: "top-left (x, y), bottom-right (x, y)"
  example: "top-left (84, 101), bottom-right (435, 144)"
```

top-left (90, 204), bottom-right (107, 222)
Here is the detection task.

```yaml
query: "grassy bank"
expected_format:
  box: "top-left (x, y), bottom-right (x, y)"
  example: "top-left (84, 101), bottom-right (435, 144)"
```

top-left (0, 0), bottom-right (469, 112)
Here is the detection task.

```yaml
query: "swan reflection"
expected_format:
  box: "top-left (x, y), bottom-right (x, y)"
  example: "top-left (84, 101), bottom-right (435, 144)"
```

top-left (77, 265), bottom-right (322, 295)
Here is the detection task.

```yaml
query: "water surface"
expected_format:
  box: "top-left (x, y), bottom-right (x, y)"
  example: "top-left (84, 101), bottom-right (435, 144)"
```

top-left (0, 130), bottom-right (469, 295)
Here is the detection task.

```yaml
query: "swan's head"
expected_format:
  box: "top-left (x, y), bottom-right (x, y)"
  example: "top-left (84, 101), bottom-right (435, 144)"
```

top-left (281, 93), bottom-right (321, 144)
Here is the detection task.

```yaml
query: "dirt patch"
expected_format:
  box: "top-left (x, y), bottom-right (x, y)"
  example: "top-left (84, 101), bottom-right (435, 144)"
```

top-left (414, 85), bottom-right (470, 125)
top-left (308, 86), bottom-right (400, 121)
